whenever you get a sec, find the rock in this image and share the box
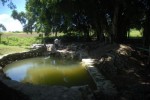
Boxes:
[31,44,44,49]
[51,44,57,53]
[75,50,89,60]
[0,46,47,68]
[0,81,29,100]
[97,55,117,78]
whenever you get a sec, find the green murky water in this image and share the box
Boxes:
[3,57,92,87]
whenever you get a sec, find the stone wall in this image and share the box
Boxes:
[82,59,118,98]
[0,43,89,67]
[0,46,47,68]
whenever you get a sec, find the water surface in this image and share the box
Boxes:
[4,57,92,87]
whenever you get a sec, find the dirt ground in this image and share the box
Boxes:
[87,42,150,100]
[0,42,150,100]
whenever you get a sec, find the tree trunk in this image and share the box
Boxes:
[148,45,150,65]
[0,34,1,43]
[112,4,119,43]
[96,29,100,41]
[143,12,150,48]
[83,28,90,41]
[55,31,57,37]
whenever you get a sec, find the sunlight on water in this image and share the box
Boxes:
[3,57,92,87]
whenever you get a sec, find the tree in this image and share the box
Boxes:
[141,0,150,48]
[19,0,149,44]
[11,10,27,25]
[0,24,7,43]
[25,0,61,36]
[0,0,16,9]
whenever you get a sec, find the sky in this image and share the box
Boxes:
[0,0,26,32]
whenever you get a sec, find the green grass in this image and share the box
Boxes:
[0,32,66,56]
[0,32,42,46]
[0,32,39,56]
[1,32,65,46]
[2,37,40,46]
[0,44,29,56]
[128,29,143,38]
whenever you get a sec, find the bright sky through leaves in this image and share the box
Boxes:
[0,0,26,32]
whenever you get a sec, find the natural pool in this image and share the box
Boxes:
[3,57,93,87]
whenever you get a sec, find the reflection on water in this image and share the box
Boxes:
[3,57,92,87]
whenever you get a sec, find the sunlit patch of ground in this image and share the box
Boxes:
[0,45,28,56]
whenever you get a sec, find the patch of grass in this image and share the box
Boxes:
[49,32,65,37]
[2,32,39,38]
[0,32,42,56]
[128,29,143,38]
[2,37,40,46]
[0,32,42,46]
[0,45,29,55]
[2,37,39,46]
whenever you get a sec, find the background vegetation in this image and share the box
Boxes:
[0,29,142,56]
[0,0,149,55]
[0,32,38,55]
[1,32,39,46]
[9,0,149,48]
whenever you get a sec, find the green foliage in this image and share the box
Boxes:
[129,29,143,38]
[10,0,150,45]
[11,10,27,25]
[1,37,40,46]
[0,24,7,31]
[0,0,16,9]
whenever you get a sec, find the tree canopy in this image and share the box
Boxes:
[0,24,6,32]
[11,0,150,47]
[0,0,16,9]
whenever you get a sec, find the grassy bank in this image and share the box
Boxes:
[0,32,41,46]
[0,32,39,56]
[0,45,29,56]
